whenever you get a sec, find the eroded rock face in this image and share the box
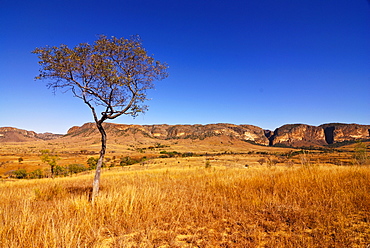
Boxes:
[239,124,270,145]
[320,123,370,144]
[145,123,270,145]
[2,122,369,146]
[65,123,270,145]
[146,124,169,138]
[268,124,327,146]
[268,123,370,146]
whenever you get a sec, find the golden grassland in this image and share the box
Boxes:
[0,139,369,247]
[1,137,366,176]
[0,163,370,247]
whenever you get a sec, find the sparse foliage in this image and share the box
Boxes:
[28,169,44,179]
[68,164,88,175]
[55,165,68,177]
[33,35,168,202]
[40,150,60,178]
[120,156,138,166]
[12,169,27,179]
[87,157,99,170]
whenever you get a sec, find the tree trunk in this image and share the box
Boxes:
[91,122,107,203]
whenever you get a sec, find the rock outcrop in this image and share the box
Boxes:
[268,123,370,146]
[66,123,270,145]
[2,122,369,147]
[320,123,370,144]
[267,124,327,147]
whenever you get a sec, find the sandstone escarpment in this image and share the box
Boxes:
[268,123,370,146]
[267,124,327,146]
[320,123,370,144]
[66,123,270,145]
[2,122,369,147]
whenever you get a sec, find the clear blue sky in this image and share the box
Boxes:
[1,0,369,134]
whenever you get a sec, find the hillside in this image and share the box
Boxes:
[64,122,270,146]
[1,122,369,147]
[0,127,62,142]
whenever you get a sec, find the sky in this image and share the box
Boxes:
[0,0,369,134]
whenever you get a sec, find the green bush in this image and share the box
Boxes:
[182,152,194,157]
[87,157,99,169]
[12,169,28,179]
[159,151,180,158]
[28,169,44,179]
[68,164,88,175]
[120,156,139,166]
[54,165,68,177]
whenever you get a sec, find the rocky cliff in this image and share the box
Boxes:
[320,123,370,144]
[268,123,370,146]
[2,123,369,146]
[66,123,270,145]
[267,124,327,147]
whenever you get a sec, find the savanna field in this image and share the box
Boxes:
[2,0,369,247]
[1,158,370,247]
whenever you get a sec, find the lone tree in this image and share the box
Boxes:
[40,149,60,178]
[33,35,168,202]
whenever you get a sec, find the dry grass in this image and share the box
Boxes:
[0,164,370,247]
[0,136,294,176]
[2,137,366,177]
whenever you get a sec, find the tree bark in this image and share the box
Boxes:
[91,122,107,203]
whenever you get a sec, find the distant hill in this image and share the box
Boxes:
[0,127,62,142]
[1,123,369,147]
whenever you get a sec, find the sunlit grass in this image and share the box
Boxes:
[0,165,369,247]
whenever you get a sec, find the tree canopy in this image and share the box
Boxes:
[33,35,168,124]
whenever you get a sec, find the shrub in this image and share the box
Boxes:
[159,151,180,158]
[55,165,68,177]
[12,169,28,179]
[182,152,194,157]
[87,157,98,170]
[120,156,139,166]
[68,164,88,175]
[28,169,44,179]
